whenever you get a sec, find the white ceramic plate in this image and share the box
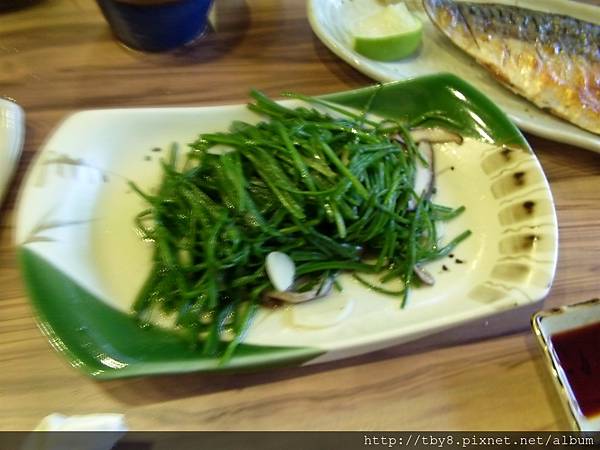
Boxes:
[307,0,600,153]
[0,98,25,202]
[16,77,559,378]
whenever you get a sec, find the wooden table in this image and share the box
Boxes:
[0,0,598,431]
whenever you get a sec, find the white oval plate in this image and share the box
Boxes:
[0,98,25,202]
[308,0,600,153]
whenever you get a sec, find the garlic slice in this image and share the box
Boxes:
[265,251,295,292]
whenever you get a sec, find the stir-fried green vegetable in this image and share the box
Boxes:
[130,90,471,363]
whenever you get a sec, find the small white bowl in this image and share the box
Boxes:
[532,298,600,431]
[0,97,25,202]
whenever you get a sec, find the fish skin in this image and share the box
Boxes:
[423,0,600,135]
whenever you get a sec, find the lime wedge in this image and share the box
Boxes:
[352,3,422,61]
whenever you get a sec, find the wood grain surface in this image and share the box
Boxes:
[0,0,599,431]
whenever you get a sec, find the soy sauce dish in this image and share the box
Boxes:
[532,299,600,431]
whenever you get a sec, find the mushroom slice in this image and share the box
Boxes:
[265,274,336,304]
[409,127,463,144]
[415,140,436,200]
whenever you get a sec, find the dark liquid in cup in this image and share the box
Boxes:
[96,0,213,52]
[0,0,42,11]
[551,322,600,418]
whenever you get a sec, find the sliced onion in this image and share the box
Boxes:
[409,127,463,144]
[413,265,435,286]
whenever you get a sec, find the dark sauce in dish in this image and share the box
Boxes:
[551,322,600,418]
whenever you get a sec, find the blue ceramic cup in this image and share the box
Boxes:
[96,0,214,52]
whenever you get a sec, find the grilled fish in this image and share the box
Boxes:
[423,0,600,135]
